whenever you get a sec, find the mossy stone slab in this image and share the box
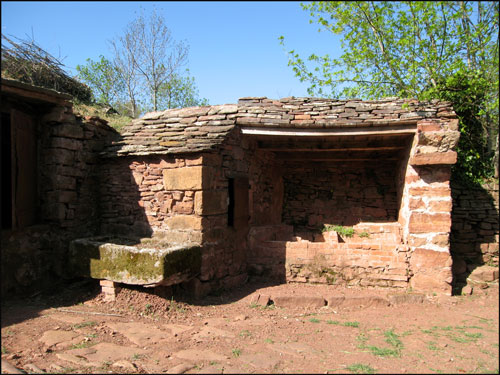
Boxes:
[69,236,201,286]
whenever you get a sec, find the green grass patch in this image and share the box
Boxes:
[327,320,340,325]
[231,348,241,357]
[72,321,97,329]
[365,345,400,357]
[73,102,133,133]
[309,318,321,323]
[426,341,441,351]
[346,363,377,374]
[326,320,359,327]
[357,329,403,358]
[463,332,483,339]
[344,321,360,328]
[384,329,403,350]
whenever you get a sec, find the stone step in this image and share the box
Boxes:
[255,292,425,309]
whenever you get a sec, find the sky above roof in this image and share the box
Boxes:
[1,1,342,106]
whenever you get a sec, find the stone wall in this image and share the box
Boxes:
[191,130,253,296]
[450,180,499,286]
[281,160,399,229]
[99,154,206,244]
[247,223,409,288]
[248,149,283,227]
[1,105,118,297]
[98,128,254,297]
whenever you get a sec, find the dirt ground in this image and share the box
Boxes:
[1,278,499,374]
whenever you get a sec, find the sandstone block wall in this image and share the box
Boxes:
[450,181,499,286]
[98,128,254,296]
[99,155,206,244]
[281,160,399,229]
[1,106,118,297]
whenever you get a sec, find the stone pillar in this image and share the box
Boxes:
[400,116,459,295]
[100,280,121,302]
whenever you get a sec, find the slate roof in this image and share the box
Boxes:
[101,96,456,157]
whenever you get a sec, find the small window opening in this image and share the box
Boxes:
[228,178,235,227]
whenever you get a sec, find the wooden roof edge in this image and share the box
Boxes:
[1,78,73,106]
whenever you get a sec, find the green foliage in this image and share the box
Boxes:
[280,1,499,182]
[423,70,497,184]
[322,224,355,237]
[75,9,208,118]
[158,69,209,109]
[76,55,123,106]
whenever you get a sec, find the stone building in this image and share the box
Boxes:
[79,96,462,297]
[2,82,497,299]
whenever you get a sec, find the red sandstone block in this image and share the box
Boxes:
[410,151,457,165]
[341,296,390,308]
[429,200,452,212]
[291,119,315,125]
[272,295,326,308]
[408,212,451,233]
[368,250,387,256]
[409,186,451,197]
[385,267,408,276]
[377,256,393,262]
[417,122,442,132]
[100,280,116,288]
[294,114,311,120]
[349,249,365,256]
[410,248,452,269]
[410,198,426,210]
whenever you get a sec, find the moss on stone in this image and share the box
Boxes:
[69,237,201,286]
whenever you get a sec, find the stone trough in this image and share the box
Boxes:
[69,236,201,287]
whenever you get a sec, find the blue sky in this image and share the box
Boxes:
[1,1,342,105]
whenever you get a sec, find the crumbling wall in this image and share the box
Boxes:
[1,106,117,297]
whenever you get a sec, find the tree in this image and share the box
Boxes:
[76,9,206,118]
[280,1,499,182]
[112,8,189,112]
[109,31,141,118]
[157,69,209,109]
[76,55,123,106]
